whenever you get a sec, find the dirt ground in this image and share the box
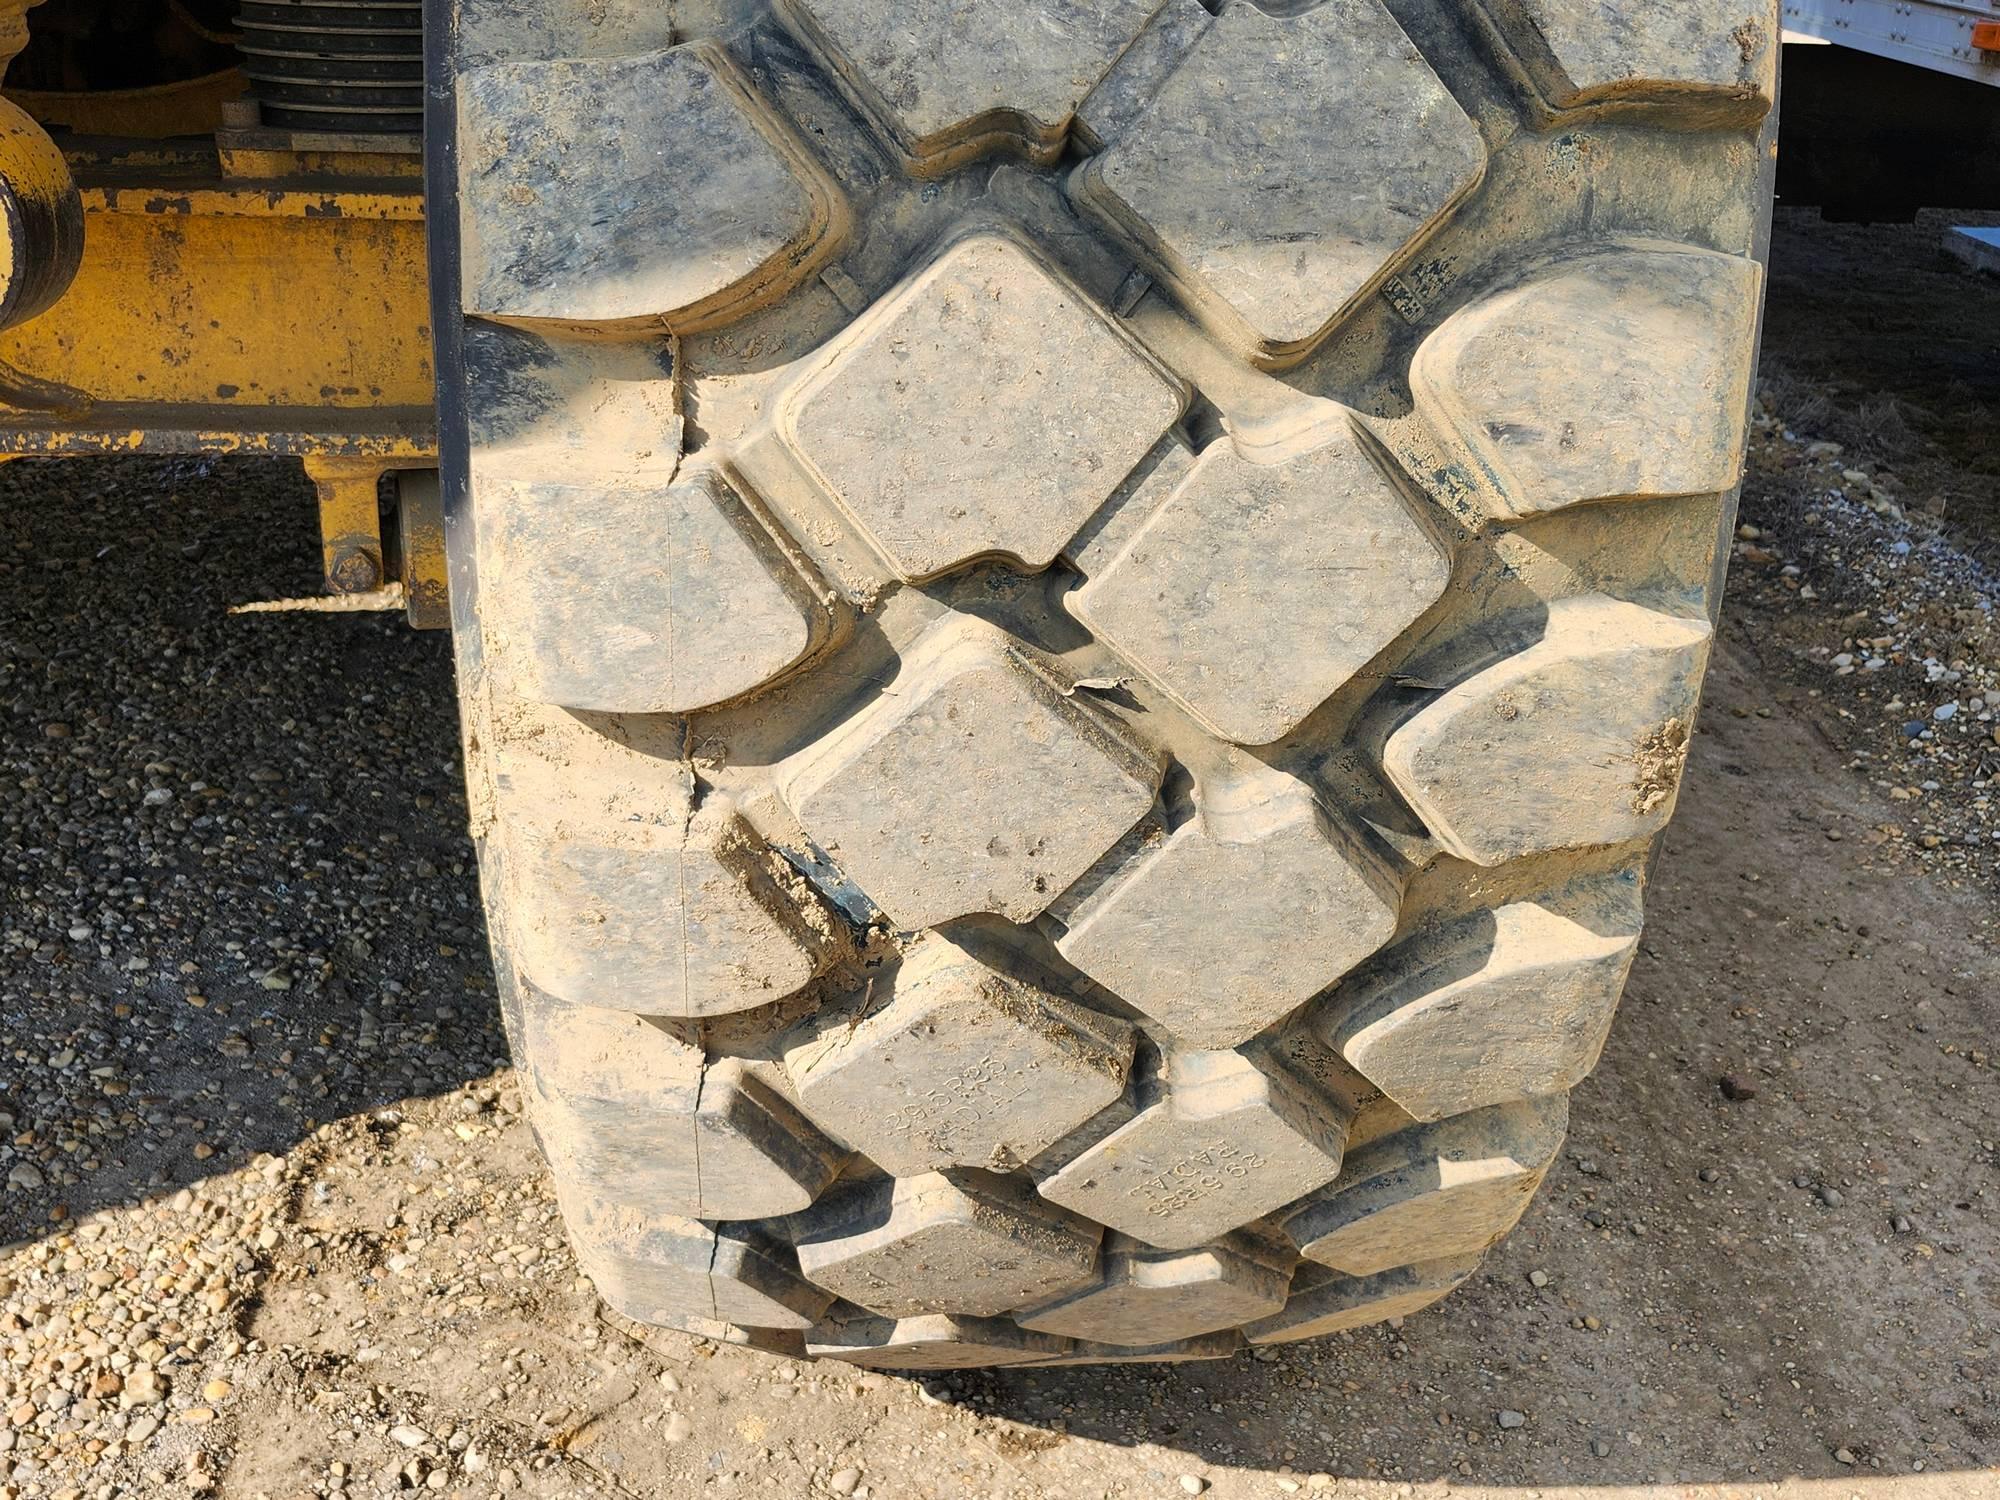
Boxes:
[206,643,2000,1500]
[0,207,1996,1500]
[1760,209,2000,562]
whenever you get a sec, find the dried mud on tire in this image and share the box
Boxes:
[430,0,1777,1366]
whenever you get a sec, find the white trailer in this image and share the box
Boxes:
[1778,0,2000,216]
[1782,0,2000,85]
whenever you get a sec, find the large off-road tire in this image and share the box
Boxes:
[427,0,1776,1368]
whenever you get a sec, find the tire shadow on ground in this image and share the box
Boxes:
[0,454,503,1245]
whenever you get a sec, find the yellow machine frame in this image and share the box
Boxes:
[0,15,443,623]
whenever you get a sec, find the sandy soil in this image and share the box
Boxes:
[228,639,2000,1500]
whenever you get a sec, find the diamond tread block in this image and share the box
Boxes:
[1070,0,1485,366]
[808,1313,1070,1369]
[457,3,675,70]
[568,1203,832,1331]
[1476,0,1776,120]
[1412,243,1763,520]
[1382,595,1714,866]
[779,0,1165,173]
[1283,1095,1567,1277]
[458,43,846,327]
[504,792,835,1019]
[526,999,845,1220]
[479,464,834,714]
[1036,1047,1350,1250]
[796,1170,1101,1320]
[1056,771,1401,1049]
[1319,875,1642,1121]
[1244,1255,1480,1345]
[1018,1237,1289,1346]
[786,936,1135,1175]
[1074,0,1215,152]
[1070,422,1450,745]
[781,232,1185,582]
[779,616,1163,929]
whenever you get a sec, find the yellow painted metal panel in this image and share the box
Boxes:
[0,183,432,410]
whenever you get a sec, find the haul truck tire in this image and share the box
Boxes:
[426,0,1777,1368]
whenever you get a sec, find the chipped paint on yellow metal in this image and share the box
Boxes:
[80,184,424,220]
[0,1,81,330]
[304,453,390,594]
[0,58,439,613]
[0,155,433,416]
[216,147,423,182]
[0,423,428,458]
[0,137,436,607]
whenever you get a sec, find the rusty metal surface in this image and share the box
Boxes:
[393,467,448,629]
[303,452,388,594]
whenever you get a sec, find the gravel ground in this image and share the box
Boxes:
[1757,207,2000,563]
[1727,415,2000,886]
[0,209,1996,1500]
[1735,207,2000,892]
